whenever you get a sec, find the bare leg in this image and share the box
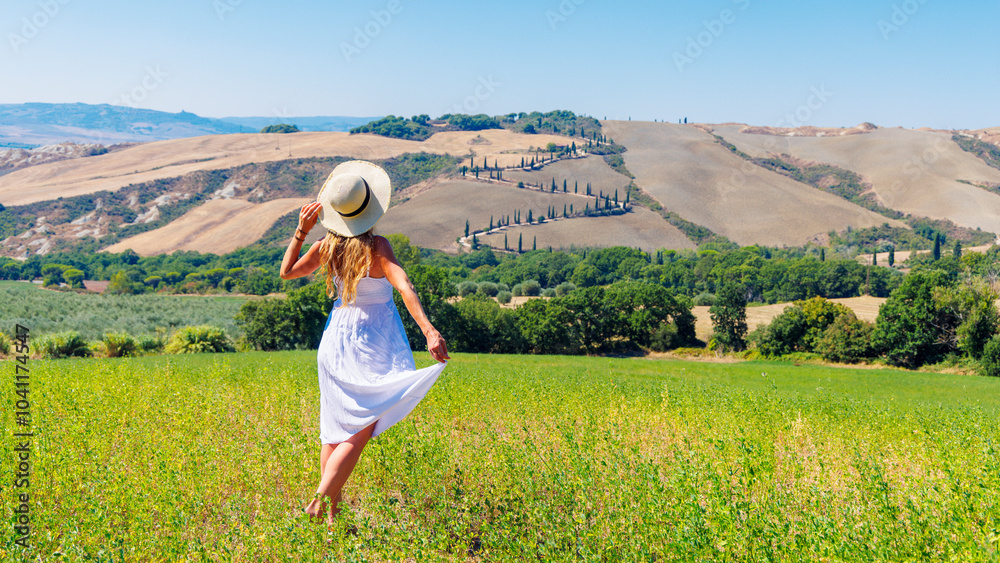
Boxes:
[304,422,376,524]
[319,444,343,507]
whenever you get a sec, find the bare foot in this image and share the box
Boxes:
[303,495,327,523]
[325,491,344,525]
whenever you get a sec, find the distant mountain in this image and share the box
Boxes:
[0,103,245,146]
[218,115,380,133]
[0,103,379,147]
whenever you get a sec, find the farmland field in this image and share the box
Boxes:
[0,281,250,340]
[2,351,998,561]
[478,207,695,253]
[601,121,902,246]
[104,197,313,256]
[0,129,568,207]
[503,155,632,195]
[713,124,1000,235]
[378,180,590,251]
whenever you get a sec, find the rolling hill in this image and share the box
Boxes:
[600,121,905,246]
[3,113,1000,259]
[0,129,569,207]
[712,124,1000,235]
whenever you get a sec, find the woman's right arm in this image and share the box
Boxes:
[280,202,325,280]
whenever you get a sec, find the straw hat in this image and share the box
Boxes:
[317,160,391,236]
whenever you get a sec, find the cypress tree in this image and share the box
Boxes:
[489,216,493,231]
[953,240,962,258]
[504,233,508,250]
[465,220,469,237]
[521,157,525,168]
[533,236,536,251]
[574,180,578,193]
[586,182,591,196]
[563,179,567,192]
[820,248,825,261]
[614,189,618,205]
[551,178,557,192]
[888,246,895,267]
[518,233,523,253]
[570,204,574,214]
[872,253,877,266]
[528,209,533,223]
[563,204,567,217]
[932,233,941,260]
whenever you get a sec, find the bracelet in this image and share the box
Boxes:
[294,235,305,242]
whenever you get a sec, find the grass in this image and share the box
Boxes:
[0,280,249,340]
[2,352,999,561]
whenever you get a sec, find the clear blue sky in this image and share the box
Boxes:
[2,0,997,129]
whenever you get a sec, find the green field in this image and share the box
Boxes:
[2,352,999,561]
[0,281,250,340]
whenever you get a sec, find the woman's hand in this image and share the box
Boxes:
[298,202,322,237]
[425,328,450,363]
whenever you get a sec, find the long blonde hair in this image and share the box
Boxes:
[319,228,376,306]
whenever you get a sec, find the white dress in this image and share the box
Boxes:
[316,274,447,444]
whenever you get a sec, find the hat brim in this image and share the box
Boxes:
[317,160,392,236]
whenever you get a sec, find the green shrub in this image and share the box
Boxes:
[102,332,138,358]
[522,280,541,296]
[753,297,854,357]
[136,334,165,354]
[692,292,715,307]
[0,331,10,355]
[816,315,876,364]
[541,288,557,298]
[649,322,680,352]
[496,290,512,305]
[457,281,478,297]
[165,326,235,354]
[511,284,524,297]
[555,282,576,297]
[34,331,91,358]
[477,282,500,297]
[980,335,1000,377]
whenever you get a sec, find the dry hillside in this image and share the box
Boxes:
[504,155,632,195]
[713,124,1000,235]
[0,129,569,207]
[377,180,604,252]
[477,206,694,253]
[103,197,312,255]
[602,121,901,246]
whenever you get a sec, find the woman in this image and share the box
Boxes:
[279,160,449,525]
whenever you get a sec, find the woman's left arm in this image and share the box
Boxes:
[376,237,450,363]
